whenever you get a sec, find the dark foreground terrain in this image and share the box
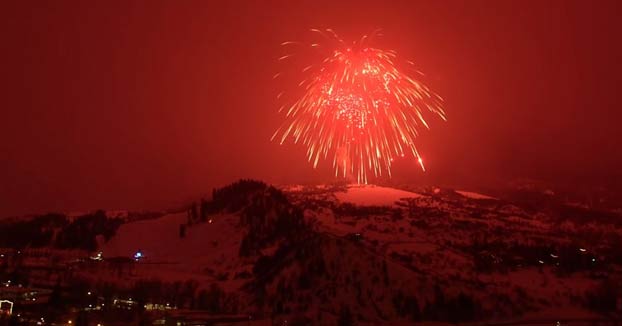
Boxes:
[1,180,621,325]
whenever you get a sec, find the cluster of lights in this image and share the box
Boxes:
[90,251,103,261]
[322,87,369,130]
[133,251,143,261]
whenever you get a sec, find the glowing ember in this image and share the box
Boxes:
[273,29,446,183]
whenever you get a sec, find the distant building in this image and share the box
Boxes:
[113,298,137,310]
[0,287,51,305]
[0,300,13,315]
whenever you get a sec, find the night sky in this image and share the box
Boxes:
[1,1,621,217]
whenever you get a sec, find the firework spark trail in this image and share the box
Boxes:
[273,29,446,183]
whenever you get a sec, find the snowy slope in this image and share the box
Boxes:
[455,190,497,200]
[335,184,424,206]
[99,212,250,289]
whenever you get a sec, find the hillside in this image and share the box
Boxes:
[1,180,621,325]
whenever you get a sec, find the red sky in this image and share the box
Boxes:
[1,1,621,217]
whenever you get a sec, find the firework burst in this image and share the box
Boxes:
[273,29,446,183]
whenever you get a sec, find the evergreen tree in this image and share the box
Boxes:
[337,305,355,326]
[179,224,186,238]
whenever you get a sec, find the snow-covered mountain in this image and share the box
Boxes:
[2,180,621,325]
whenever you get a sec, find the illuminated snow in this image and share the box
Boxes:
[455,190,497,200]
[335,184,424,206]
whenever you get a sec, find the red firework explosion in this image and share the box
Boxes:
[273,29,446,183]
